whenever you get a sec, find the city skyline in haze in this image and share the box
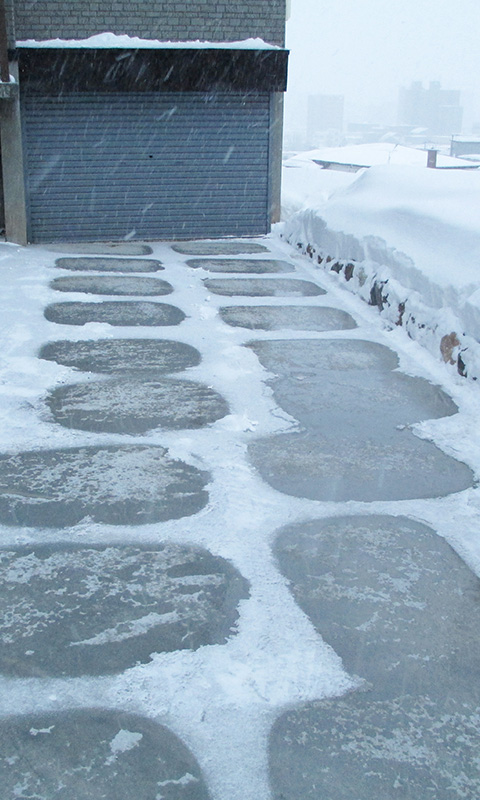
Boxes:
[284,0,480,139]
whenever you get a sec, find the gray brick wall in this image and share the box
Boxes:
[5,0,16,47]
[11,1,286,47]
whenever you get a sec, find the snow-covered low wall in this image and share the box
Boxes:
[280,162,480,381]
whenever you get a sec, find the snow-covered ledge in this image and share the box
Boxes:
[16,33,280,49]
[280,164,480,382]
[0,73,18,99]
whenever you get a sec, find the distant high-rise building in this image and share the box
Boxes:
[397,81,463,135]
[307,94,344,142]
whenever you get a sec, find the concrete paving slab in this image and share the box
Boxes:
[50,275,173,296]
[219,306,357,331]
[0,543,249,677]
[247,338,400,373]
[204,278,326,297]
[55,257,163,272]
[273,515,480,699]
[47,378,229,434]
[0,710,211,799]
[269,515,480,797]
[270,694,480,800]
[0,445,210,527]
[39,339,201,375]
[187,259,294,274]
[172,241,268,255]
[271,369,456,434]
[44,301,185,327]
[248,431,474,501]
[48,243,154,255]
[247,339,460,488]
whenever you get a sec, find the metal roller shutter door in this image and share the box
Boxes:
[22,92,271,243]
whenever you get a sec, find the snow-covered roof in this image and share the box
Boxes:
[451,136,480,143]
[16,33,280,50]
[285,143,472,170]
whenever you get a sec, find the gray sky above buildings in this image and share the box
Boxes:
[285,0,480,129]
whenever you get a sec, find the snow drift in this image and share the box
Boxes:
[281,148,480,380]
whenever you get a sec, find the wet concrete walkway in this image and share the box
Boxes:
[0,238,478,799]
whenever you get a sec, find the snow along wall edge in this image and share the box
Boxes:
[280,210,480,382]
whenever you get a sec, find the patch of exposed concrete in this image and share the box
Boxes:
[48,242,153,255]
[273,516,480,698]
[272,368,456,434]
[219,306,357,331]
[39,339,201,375]
[203,278,326,297]
[187,259,294,274]
[55,257,163,273]
[247,338,472,500]
[0,445,210,527]
[247,339,400,374]
[47,378,229,434]
[270,515,480,799]
[44,302,185,327]
[270,694,480,800]
[172,241,268,255]
[0,543,249,677]
[50,275,173,296]
[0,710,211,799]
[250,341,457,431]
[248,431,473,501]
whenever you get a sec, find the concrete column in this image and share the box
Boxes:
[1,61,27,245]
[269,92,284,225]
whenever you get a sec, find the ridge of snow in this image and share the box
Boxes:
[281,147,480,380]
[16,33,280,50]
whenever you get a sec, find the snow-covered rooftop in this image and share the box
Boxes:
[285,142,473,170]
[452,136,480,143]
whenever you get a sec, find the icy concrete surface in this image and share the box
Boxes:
[271,693,480,799]
[249,340,458,431]
[273,515,480,698]
[0,710,211,799]
[187,258,294,274]
[0,543,248,677]
[203,277,325,296]
[248,338,472,501]
[249,430,473,501]
[47,377,229,433]
[0,446,210,526]
[55,257,164,272]
[50,275,173,295]
[44,301,186,326]
[172,241,269,255]
[39,338,201,374]
[219,305,356,331]
[47,243,154,255]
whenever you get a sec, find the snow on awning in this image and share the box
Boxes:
[16,33,280,50]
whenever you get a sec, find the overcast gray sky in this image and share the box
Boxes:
[285,0,480,130]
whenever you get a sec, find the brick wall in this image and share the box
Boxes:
[5,0,15,47]
[11,1,286,47]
